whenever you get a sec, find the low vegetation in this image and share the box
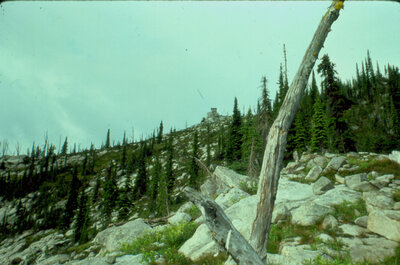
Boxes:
[332,199,367,224]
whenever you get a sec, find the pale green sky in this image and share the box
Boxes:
[0,1,399,153]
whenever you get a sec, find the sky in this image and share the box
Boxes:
[0,1,399,155]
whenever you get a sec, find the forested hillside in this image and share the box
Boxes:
[0,51,399,264]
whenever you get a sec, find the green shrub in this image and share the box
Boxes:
[332,199,367,223]
[344,158,400,179]
[120,221,197,264]
[184,205,201,219]
[239,180,257,195]
[267,221,320,254]
[394,190,400,202]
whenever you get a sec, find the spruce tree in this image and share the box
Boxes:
[134,144,148,199]
[310,97,328,153]
[226,97,242,163]
[293,111,308,155]
[241,109,261,176]
[121,132,128,170]
[156,172,169,217]
[118,176,132,220]
[317,54,353,152]
[60,166,80,230]
[61,137,68,155]
[103,163,118,222]
[157,121,163,144]
[258,76,272,154]
[165,130,175,194]
[310,71,319,106]
[149,154,161,213]
[105,129,111,149]
[74,189,90,243]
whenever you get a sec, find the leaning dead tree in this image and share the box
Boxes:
[250,0,345,260]
[185,0,345,263]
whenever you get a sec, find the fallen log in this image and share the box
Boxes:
[184,187,264,265]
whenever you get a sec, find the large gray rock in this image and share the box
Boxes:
[389,150,400,165]
[368,209,400,242]
[363,191,394,210]
[349,237,398,264]
[177,201,195,213]
[324,156,346,172]
[214,166,250,189]
[354,216,368,228]
[64,257,109,265]
[200,179,218,199]
[41,254,70,265]
[215,187,249,210]
[115,254,146,265]
[313,184,361,207]
[312,177,334,195]
[371,174,395,188]
[276,178,314,202]
[307,156,328,169]
[305,166,323,182]
[339,224,366,237]
[280,245,324,264]
[291,202,334,226]
[178,224,221,261]
[345,173,372,191]
[168,212,191,225]
[93,218,151,253]
[272,204,290,223]
[321,215,338,230]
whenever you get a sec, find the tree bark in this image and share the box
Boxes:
[250,1,344,260]
[184,187,264,265]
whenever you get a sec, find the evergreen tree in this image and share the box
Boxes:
[226,98,242,163]
[293,111,308,155]
[89,143,96,175]
[156,171,169,217]
[74,189,90,243]
[165,130,175,194]
[157,121,164,144]
[189,131,200,188]
[61,137,68,155]
[103,163,118,221]
[310,71,319,106]
[258,76,272,155]
[134,144,148,199]
[149,153,161,213]
[389,96,400,136]
[118,175,132,221]
[81,153,88,176]
[105,129,111,149]
[310,97,328,153]
[317,54,354,152]
[15,200,27,233]
[121,132,128,170]
[241,109,261,176]
[278,64,288,106]
[215,126,226,161]
[272,91,280,119]
[60,166,80,230]
[92,176,100,203]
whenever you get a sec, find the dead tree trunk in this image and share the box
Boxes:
[184,187,264,265]
[250,1,345,260]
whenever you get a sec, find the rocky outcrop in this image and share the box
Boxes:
[1,151,400,265]
[368,209,400,242]
[93,218,151,254]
